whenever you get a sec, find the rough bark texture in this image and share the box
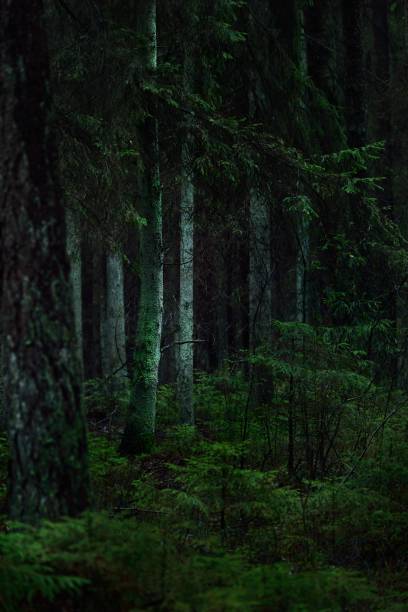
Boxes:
[177,47,195,426]
[0,0,89,522]
[120,0,163,454]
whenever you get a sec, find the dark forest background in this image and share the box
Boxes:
[0,0,408,610]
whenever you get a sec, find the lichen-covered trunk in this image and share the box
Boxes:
[120,0,163,454]
[66,207,84,371]
[104,251,127,384]
[0,0,89,522]
[177,49,195,425]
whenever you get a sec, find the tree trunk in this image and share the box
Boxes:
[249,188,272,350]
[342,0,366,148]
[294,214,310,323]
[294,5,310,324]
[120,0,163,454]
[66,207,84,372]
[0,0,89,522]
[105,250,127,384]
[177,47,195,425]
[391,1,408,388]
[247,3,273,350]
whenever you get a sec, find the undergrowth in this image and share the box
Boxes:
[0,323,407,610]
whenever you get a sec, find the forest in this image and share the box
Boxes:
[0,0,407,610]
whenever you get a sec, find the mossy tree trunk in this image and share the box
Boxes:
[0,0,89,522]
[120,0,163,454]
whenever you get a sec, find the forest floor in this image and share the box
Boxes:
[0,365,408,610]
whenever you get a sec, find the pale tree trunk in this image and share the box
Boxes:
[0,0,89,522]
[105,250,127,384]
[177,47,195,425]
[66,207,84,370]
[120,0,163,454]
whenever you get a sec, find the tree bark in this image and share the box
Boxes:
[0,0,89,522]
[120,0,163,454]
[105,250,127,384]
[294,5,310,324]
[177,46,195,425]
[66,207,84,372]
[342,0,366,148]
[247,1,274,350]
[391,1,408,388]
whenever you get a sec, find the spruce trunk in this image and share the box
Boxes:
[120,0,163,454]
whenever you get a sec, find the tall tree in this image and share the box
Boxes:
[177,39,195,425]
[293,3,310,324]
[120,0,163,454]
[0,0,89,522]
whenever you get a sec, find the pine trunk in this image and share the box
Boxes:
[0,0,89,522]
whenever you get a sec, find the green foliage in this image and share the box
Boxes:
[0,513,380,612]
[0,525,88,611]
[88,434,131,509]
[2,349,407,610]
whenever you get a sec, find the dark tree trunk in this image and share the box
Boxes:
[0,0,89,522]
[342,0,366,148]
